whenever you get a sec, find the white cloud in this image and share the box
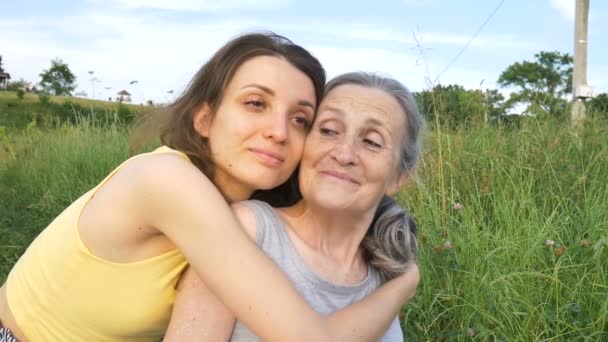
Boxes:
[108,0,290,11]
[0,13,534,104]
[4,4,603,105]
[0,13,270,103]
[285,23,534,50]
[550,0,575,21]
[417,31,533,49]
[309,44,435,92]
[309,43,506,96]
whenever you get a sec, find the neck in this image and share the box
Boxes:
[279,200,376,281]
[213,175,253,204]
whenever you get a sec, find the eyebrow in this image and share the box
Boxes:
[241,83,275,95]
[241,84,315,111]
[323,106,394,137]
[322,105,346,115]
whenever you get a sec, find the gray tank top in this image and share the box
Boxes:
[230,200,403,342]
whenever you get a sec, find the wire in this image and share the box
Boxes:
[434,0,506,83]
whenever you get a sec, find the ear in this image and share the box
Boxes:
[386,170,411,196]
[193,104,212,138]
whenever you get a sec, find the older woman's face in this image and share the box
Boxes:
[298,84,407,213]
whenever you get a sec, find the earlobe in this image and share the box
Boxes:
[193,104,212,138]
[386,171,411,196]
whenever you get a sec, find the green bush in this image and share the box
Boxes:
[38,93,50,107]
[117,103,134,123]
[588,93,608,119]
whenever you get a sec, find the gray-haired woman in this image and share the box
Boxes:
[165,72,424,341]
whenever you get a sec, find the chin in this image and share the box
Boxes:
[311,195,354,211]
[246,174,287,191]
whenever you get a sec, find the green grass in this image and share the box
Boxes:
[1,110,607,340]
[0,90,142,109]
[0,90,144,132]
[400,117,608,340]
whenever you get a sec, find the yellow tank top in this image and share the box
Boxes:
[6,146,189,342]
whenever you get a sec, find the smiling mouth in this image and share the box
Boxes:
[320,170,359,184]
[249,148,285,167]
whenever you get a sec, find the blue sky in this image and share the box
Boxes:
[1,0,606,104]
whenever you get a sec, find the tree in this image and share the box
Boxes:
[588,93,608,119]
[39,58,77,96]
[0,55,5,73]
[415,84,505,128]
[498,51,573,116]
[7,79,26,92]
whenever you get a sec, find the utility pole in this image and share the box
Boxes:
[571,0,591,126]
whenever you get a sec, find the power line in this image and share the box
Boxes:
[434,0,506,83]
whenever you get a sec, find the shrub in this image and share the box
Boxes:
[39,93,50,107]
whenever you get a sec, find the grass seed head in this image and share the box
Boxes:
[434,244,442,254]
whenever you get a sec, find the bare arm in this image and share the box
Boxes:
[165,200,419,341]
[163,267,235,342]
[165,264,419,342]
[164,202,259,341]
[131,154,418,341]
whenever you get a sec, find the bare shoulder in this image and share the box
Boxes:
[115,151,228,231]
[124,151,202,183]
[120,152,216,197]
[230,202,257,241]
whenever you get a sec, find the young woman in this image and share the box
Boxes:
[165,72,423,341]
[0,33,419,342]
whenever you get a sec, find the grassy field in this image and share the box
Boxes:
[1,96,607,340]
[0,91,144,133]
[0,90,143,109]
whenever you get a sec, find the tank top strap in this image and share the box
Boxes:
[237,200,284,246]
[74,145,191,258]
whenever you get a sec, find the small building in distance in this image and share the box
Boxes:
[117,90,131,103]
[0,72,11,90]
[74,90,88,98]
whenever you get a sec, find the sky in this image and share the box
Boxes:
[1,0,607,104]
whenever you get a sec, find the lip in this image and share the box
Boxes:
[249,148,285,167]
[320,170,359,184]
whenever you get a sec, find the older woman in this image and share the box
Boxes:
[165,72,423,341]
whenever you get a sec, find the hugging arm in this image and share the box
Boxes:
[135,155,419,341]
[164,202,420,341]
[163,267,235,341]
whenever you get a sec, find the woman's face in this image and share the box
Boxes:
[195,55,316,201]
[298,84,407,213]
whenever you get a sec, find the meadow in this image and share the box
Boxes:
[1,92,607,341]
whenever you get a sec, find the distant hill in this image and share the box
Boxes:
[0,91,147,130]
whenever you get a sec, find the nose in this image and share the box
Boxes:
[263,109,288,143]
[330,138,358,166]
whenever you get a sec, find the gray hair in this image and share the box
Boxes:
[325,72,424,281]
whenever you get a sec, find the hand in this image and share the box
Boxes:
[396,262,420,303]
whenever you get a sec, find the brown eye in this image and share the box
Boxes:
[320,127,337,136]
[363,138,383,148]
[245,100,265,110]
[292,115,310,130]
[363,131,385,149]
[318,120,341,136]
